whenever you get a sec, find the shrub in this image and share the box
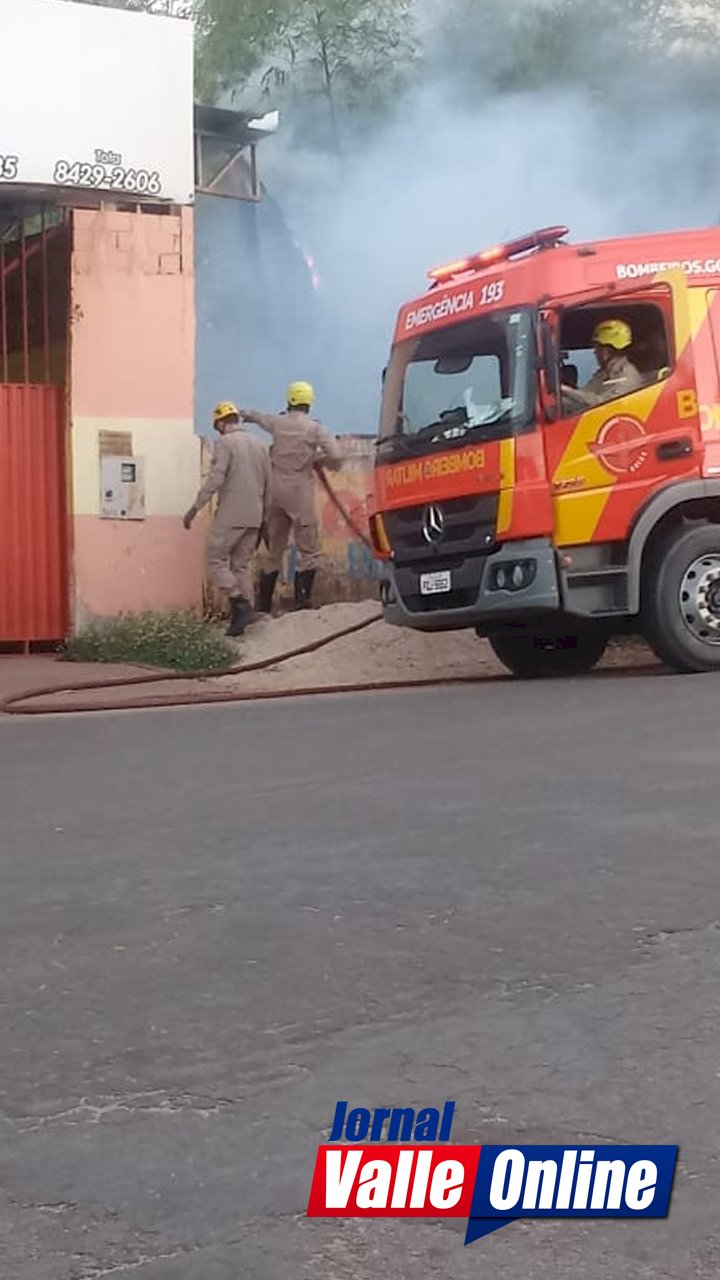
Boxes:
[62,611,236,672]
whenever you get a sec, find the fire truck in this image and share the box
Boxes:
[369,225,720,676]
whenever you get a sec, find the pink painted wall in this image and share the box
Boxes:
[70,207,201,625]
[72,208,193,419]
[73,516,204,617]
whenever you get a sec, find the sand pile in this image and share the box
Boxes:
[220,602,657,694]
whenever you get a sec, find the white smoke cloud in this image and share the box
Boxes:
[253,18,720,434]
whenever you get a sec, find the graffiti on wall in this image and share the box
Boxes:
[315,465,377,581]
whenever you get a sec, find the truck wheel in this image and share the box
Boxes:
[642,524,720,672]
[487,630,608,679]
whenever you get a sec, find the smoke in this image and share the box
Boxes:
[214,0,720,434]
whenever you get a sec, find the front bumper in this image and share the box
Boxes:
[379,537,561,633]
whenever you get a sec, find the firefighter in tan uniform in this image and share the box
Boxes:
[183,401,271,636]
[561,319,643,413]
[242,382,342,611]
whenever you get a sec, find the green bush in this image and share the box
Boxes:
[62,611,236,672]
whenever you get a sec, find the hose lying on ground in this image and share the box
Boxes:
[1,473,486,715]
[0,471,659,716]
[0,612,497,716]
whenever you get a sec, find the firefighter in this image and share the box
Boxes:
[183,401,271,637]
[561,319,643,411]
[242,382,342,612]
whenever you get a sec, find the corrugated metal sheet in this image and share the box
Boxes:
[0,384,68,642]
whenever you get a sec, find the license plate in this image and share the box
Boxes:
[420,570,452,596]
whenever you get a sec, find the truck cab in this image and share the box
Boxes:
[370,226,720,675]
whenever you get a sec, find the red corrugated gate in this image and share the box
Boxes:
[0,210,70,645]
[0,385,68,643]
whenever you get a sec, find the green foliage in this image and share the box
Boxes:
[434,0,720,99]
[262,0,415,103]
[195,0,416,123]
[194,0,289,103]
[63,611,236,672]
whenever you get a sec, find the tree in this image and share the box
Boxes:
[261,0,415,143]
[193,0,291,103]
[195,0,416,146]
[432,0,720,98]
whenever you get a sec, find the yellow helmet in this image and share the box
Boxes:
[287,380,315,408]
[213,400,239,422]
[592,319,632,351]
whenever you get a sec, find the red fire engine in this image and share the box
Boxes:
[370,225,720,675]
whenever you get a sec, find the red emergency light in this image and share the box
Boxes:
[427,226,569,285]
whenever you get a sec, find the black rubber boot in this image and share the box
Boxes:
[256,570,279,614]
[226,595,253,637]
[293,569,316,610]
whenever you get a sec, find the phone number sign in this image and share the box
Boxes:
[0,150,165,198]
[54,151,163,197]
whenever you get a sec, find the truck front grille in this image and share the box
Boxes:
[383,493,499,566]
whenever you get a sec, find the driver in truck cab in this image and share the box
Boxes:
[561,318,643,412]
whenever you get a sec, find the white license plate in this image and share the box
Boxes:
[420,570,452,596]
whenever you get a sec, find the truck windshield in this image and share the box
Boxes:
[379,308,534,446]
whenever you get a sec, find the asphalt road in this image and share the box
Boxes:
[1,672,719,1278]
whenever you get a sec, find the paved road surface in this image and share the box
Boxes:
[0,672,719,1278]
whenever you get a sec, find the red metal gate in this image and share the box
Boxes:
[0,209,69,645]
[0,384,68,643]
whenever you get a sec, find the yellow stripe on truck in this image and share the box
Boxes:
[554,489,610,546]
[497,438,516,535]
[552,384,664,544]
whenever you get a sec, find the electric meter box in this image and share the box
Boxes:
[100,455,146,520]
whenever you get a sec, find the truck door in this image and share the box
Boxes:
[541,273,702,549]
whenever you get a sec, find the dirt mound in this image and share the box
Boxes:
[223,603,657,693]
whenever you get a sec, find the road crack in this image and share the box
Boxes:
[15,1091,239,1132]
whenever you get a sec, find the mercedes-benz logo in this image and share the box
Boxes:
[422,504,445,544]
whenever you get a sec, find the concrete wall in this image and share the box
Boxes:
[69,207,203,626]
[311,436,378,600]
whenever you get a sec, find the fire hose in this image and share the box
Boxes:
[315,466,375,551]
[0,470,492,717]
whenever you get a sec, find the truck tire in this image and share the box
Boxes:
[487,629,608,679]
[642,523,720,672]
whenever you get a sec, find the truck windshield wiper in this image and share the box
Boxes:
[413,410,468,441]
[377,408,517,459]
[465,408,516,435]
[413,407,515,442]
[375,434,421,459]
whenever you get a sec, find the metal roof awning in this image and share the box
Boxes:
[194,105,279,148]
[194,104,279,201]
